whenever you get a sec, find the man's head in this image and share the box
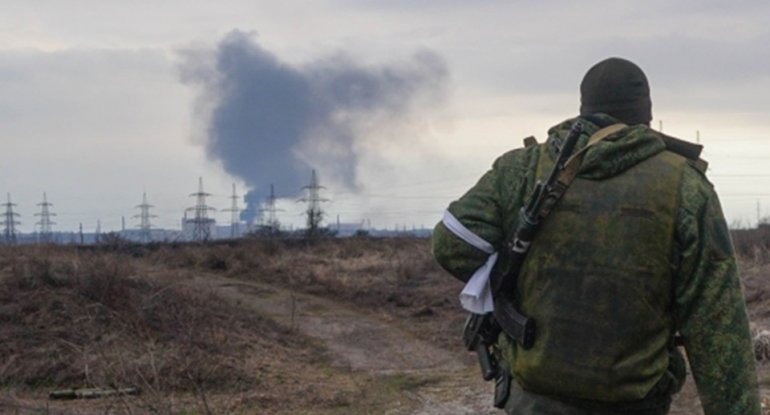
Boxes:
[580,57,652,126]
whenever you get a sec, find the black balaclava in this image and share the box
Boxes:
[580,57,652,126]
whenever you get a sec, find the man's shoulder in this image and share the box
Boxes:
[677,156,719,219]
[493,140,542,171]
[625,126,710,182]
[627,125,705,164]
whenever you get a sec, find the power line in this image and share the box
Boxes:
[134,192,157,243]
[260,184,283,235]
[222,183,242,238]
[711,174,770,178]
[298,170,329,237]
[185,177,216,241]
[1,193,20,245]
[701,137,770,143]
[703,154,770,160]
[333,193,455,201]
[34,192,56,243]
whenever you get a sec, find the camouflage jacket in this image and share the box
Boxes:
[432,114,761,414]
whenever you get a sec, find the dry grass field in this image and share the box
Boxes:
[0,233,769,414]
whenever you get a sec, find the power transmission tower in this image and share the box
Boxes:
[260,184,284,235]
[134,192,157,242]
[35,192,56,243]
[222,183,241,238]
[1,193,20,244]
[186,177,216,241]
[298,170,329,237]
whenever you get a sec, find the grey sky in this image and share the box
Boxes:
[1,1,768,232]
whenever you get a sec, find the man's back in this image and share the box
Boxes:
[431,58,761,414]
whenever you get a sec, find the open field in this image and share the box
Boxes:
[1,235,769,414]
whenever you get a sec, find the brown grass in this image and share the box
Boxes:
[142,237,467,350]
[2,232,769,414]
[0,244,335,414]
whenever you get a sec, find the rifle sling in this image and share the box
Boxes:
[536,123,626,219]
[494,123,626,301]
[490,123,626,346]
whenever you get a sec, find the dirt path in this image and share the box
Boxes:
[189,275,720,414]
[189,275,498,414]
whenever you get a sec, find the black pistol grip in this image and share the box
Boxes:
[475,342,497,381]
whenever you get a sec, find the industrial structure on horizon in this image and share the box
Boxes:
[0,171,431,246]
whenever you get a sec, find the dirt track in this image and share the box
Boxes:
[193,275,498,414]
[192,275,722,414]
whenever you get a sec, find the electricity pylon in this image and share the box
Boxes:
[298,170,329,237]
[222,183,241,238]
[260,184,283,235]
[35,192,56,243]
[134,192,157,242]
[1,193,20,244]
[186,177,216,241]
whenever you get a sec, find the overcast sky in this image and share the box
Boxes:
[1,0,769,233]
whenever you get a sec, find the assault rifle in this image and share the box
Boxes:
[492,121,583,348]
[463,122,584,406]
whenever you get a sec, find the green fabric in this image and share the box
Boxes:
[432,114,761,414]
[673,165,760,414]
[504,381,671,415]
[511,143,684,402]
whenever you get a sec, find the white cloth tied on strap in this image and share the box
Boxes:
[442,210,497,314]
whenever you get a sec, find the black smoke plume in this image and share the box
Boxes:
[179,30,448,223]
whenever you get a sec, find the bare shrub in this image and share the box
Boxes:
[0,245,310,400]
[133,236,463,351]
[732,227,770,263]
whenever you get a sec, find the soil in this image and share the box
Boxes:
[190,273,763,414]
[194,275,497,414]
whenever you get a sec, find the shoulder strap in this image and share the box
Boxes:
[588,123,627,145]
[536,123,626,219]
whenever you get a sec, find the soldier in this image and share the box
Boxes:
[432,57,761,414]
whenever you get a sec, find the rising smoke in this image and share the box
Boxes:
[179,30,448,223]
